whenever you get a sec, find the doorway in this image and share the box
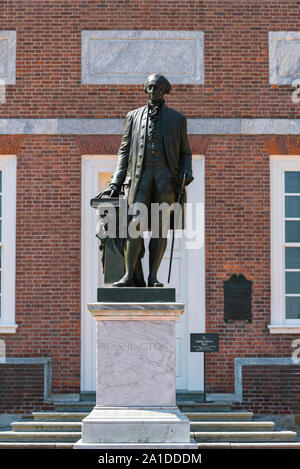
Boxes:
[81,155,205,391]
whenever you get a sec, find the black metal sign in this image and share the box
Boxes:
[224,274,252,322]
[190,333,219,353]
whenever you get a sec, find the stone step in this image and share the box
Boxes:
[80,392,95,402]
[175,391,205,403]
[193,431,297,442]
[14,420,272,435]
[178,403,232,412]
[33,412,88,422]
[12,422,82,432]
[186,411,253,421]
[190,421,274,432]
[0,411,297,447]
[32,410,249,423]
[79,392,206,404]
[0,441,300,449]
[54,402,94,412]
[0,431,81,443]
[196,442,300,449]
[0,428,297,446]
[0,442,74,449]
[226,442,300,449]
[54,401,232,413]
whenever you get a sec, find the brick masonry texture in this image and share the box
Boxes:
[0,364,53,414]
[233,366,300,414]
[75,135,210,156]
[204,135,300,408]
[0,1,300,118]
[0,136,82,404]
[0,134,300,413]
[0,1,300,413]
[0,136,24,155]
[264,135,300,155]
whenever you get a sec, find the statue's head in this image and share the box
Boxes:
[144,74,171,103]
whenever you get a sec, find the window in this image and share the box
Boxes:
[270,156,300,333]
[0,170,2,315]
[0,156,17,333]
[285,172,300,320]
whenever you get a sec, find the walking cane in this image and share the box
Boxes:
[168,174,186,283]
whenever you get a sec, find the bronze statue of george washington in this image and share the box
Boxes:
[99,73,193,287]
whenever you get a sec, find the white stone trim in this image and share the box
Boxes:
[0,156,17,333]
[81,157,112,392]
[206,394,236,402]
[0,324,18,334]
[0,118,300,135]
[58,118,121,135]
[188,118,241,134]
[87,302,184,321]
[82,30,204,85]
[51,393,80,403]
[270,156,300,330]
[269,31,300,85]
[268,324,300,334]
[242,119,300,134]
[0,31,16,85]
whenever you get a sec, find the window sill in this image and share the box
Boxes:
[268,324,300,334]
[0,324,18,334]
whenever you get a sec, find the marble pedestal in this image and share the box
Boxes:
[74,302,197,449]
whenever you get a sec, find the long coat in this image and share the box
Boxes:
[111,103,193,207]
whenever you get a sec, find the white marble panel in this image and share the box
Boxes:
[96,320,176,407]
[269,31,300,85]
[0,31,16,85]
[80,407,191,444]
[82,30,204,84]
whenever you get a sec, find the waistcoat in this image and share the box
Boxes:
[143,112,168,170]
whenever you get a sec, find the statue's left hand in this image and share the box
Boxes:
[181,171,194,186]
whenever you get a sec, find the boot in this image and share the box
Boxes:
[147,237,166,287]
[133,258,146,287]
[113,237,143,287]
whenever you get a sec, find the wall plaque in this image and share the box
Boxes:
[190,333,219,353]
[224,274,252,322]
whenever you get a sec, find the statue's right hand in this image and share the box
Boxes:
[107,183,121,197]
[94,184,120,200]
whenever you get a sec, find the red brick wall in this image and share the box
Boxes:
[0,1,300,412]
[0,364,53,414]
[0,133,298,410]
[0,136,82,398]
[0,1,300,118]
[233,366,300,414]
[202,135,300,400]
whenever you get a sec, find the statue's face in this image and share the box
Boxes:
[145,80,165,104]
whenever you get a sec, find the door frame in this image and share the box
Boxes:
[81,154,205,392]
